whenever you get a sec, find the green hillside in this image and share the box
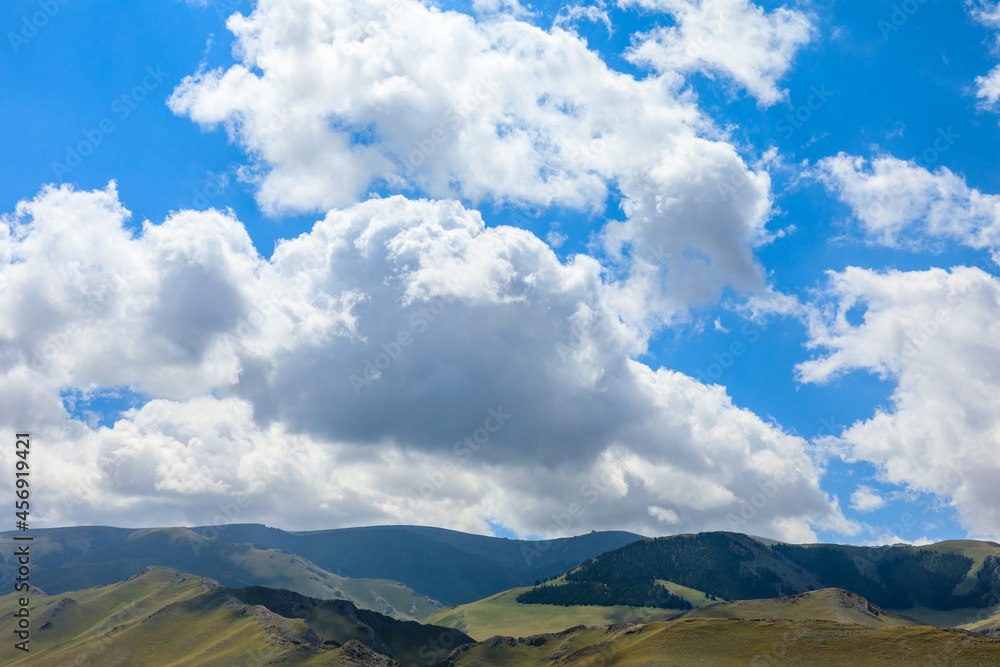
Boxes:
[681,588,922,627]
[1,524,645,607]
[518,532,818,606]
[426,585,680,640]
[0,527,442,621]
[514,532,1000,615]
[443,618,1000,666]
[0,566,472,666]
[194,523,646,604]
[427,584,918,641]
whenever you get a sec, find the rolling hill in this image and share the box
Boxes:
[680,588,922,627]
[513,531,1000,618]
[441,618,1000,666]
[1,523,645,607]
[426,584,919,641]
[426,584,681,640]
[7,566,997,666]
[0,566,473,666]
[189,523,645,604]
[0,527,442,621]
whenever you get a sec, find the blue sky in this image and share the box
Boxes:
[2,0,1000,545]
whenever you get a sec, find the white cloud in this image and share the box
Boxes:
[0,182,259,398]
[553,2,613,34]
[0,184,844,541]
[849,485,886,513]
[969,2,1000,109]
[168,0,779,332]
[799,266,1000,538]
[620,0,814,106]
[977,65,1000,109]
[814,153,1000,261]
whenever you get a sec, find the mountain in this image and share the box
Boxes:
[0,527,442,621]
[429,584,920,642]
[191,523,645,604]
[6,566,996,666]
[681,588,923,627]
[440,618,1000,666]
[1,524,644,606]
[513,532,1000,615]
[0,566,473,666]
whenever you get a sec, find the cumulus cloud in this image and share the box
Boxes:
[0,182,259,398]
[620,0,814,106]
[167,0,778,330]
[799,266,1000,538]
[814,153,1000,261]
[977,66,1000,109]
[849,485,886,513]
[0,184,844,541]
[969,2,1000,109]
[553,2,613,34]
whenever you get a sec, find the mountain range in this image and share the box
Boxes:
[2,525,1000,664]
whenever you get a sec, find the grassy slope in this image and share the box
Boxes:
[426,586,681,641]
[0,566,471,666]
[681,588,922,627]
[0,567,302,666]
[958,606,1000,637]
[281,525,646,606]
[654,580,715,607]
[1,524,646,608]
[447,619,1000,666]
[1,527,441,621]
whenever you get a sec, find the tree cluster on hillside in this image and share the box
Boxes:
[516,580,692,609]
[773,544,976,610]
[562,533,793,601]
[517,532,996,613]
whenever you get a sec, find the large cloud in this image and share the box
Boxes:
[167,0,778,330]
[0,184,844,541]
[620,0,813,107]
[798,266,1000,538]
[813,153,1000,261]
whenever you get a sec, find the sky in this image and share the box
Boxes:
[1,0,999,546]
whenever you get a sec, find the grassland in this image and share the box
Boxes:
[681,588,922,627]
[0,526,442,621]
[426,585,682,640]
[446,618,1000,666]
[0,566,471,666]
